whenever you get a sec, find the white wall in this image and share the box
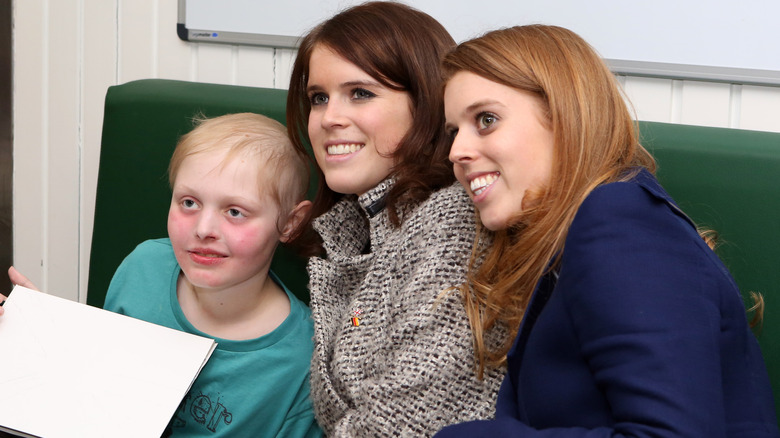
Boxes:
[11,0,780,302]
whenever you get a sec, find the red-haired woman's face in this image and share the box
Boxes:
[306,45,413,196]
[445,71,554,231]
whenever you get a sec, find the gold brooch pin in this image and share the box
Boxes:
[351,308,363,327]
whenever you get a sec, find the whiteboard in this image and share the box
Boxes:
[177,0,780,86]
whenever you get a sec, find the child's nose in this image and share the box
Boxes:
[195,211,219,240]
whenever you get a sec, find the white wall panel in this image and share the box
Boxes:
[194,42,234,85]
[622,76,674,123]
[157,0,192,81]
[740,86,780,133]
[12,0,46,291]
[80,0,118,301]
[236,45,275,87]
[118,0,157,82]
[274,48,297,90]
[44,0,81,299]
[679,81,732,128]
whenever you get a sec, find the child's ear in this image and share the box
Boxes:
[280,200,313,243]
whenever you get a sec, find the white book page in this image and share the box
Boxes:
[0,286,216,438]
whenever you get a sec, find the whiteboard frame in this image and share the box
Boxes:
[176,0,780,87]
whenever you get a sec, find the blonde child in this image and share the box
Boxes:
[8,113,320,437]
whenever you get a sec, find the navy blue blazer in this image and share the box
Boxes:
[437,170,778,437]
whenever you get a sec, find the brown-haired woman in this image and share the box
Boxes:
[286,2,503,436]
[435,25,778,437]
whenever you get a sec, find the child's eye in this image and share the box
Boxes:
[181,199,198,209]
[309,92,328,106]
[352,88,376,100]
[477,112,498,130]
[227,208,245,219]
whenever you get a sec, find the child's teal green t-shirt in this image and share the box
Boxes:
[104,238,321,437]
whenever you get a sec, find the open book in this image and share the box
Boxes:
[0,286,217,438]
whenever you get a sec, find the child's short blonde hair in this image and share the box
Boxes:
[168,113,309,225]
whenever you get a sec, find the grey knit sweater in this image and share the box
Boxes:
[308,179,504,437]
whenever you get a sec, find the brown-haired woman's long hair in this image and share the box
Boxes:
[442,25,657,377]
[286,1,456,256]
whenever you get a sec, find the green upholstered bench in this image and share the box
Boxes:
[640,122,780,420]
[89,79,780,419]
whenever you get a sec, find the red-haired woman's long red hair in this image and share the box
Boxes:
[442,25,656,377]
